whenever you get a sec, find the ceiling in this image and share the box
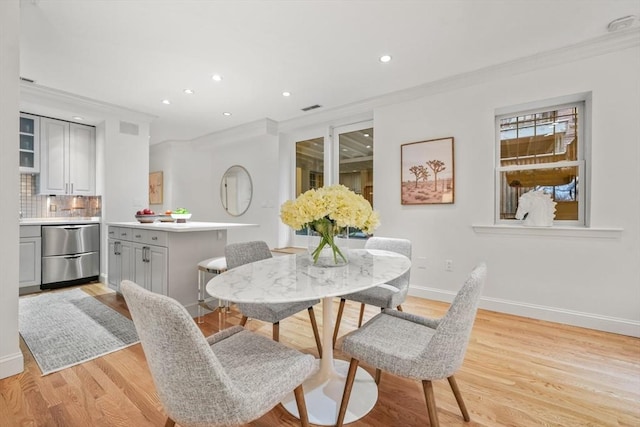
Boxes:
[18,0,639,145]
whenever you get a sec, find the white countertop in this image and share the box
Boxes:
[20,217,101,225]
[108,221,258,232]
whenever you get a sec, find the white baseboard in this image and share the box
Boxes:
[0,351,24,380]
[409,286,640,338]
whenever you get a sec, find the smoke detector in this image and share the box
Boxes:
[607,15,637,32]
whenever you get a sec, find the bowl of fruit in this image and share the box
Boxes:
[158,210,176,222]
[135,208,157,223]
[171,208,192,223]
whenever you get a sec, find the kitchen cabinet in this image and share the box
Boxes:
[39,117,96,196]
[131,243,168,295]
[19,113,40,173]
[19,225,41,288]
[108,226,169,295]
[106,222,249,316]
[107,227,133,293]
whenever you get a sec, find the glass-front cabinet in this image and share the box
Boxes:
[19,113,40,173]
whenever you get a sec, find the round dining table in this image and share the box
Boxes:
[206,248,412,426]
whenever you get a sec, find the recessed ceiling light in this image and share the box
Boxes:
[379,55,392,63]
[366,145,371,149]
[363,133,370,137]
[72,116,83,121]
[222,112,232,116]
[184,89,194,94]
[212,74,223,82]
[162,99,171,105]
[282,91,291,97]
[342,148,348,152]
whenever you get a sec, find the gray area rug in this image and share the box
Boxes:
[19,288,139,376]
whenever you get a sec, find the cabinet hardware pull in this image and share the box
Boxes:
[152,236,157,240]
[135,234,142,238]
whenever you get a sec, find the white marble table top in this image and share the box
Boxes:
[206,249,412,304]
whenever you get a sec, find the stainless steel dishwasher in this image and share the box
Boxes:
[41,223,100,289]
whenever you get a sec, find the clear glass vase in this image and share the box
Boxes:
[307,225,349,267]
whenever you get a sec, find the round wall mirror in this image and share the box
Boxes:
[220,165,253,216]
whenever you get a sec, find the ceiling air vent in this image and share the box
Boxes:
[301,104,322,112]
[119,120,139,136]
[20,77,35,83]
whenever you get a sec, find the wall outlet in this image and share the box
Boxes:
[445,259,453,272]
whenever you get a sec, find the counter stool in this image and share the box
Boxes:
[197,256,228,324]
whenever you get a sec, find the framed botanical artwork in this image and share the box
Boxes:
[149,171,163,205]
[401,137,454,204]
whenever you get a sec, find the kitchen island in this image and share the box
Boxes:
[107,221,257,315]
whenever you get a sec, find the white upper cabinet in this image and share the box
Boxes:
[39,117,96,196]
[69,123,96,195]
[19,113,40,173]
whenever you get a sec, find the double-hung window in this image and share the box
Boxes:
[496,101,586,225]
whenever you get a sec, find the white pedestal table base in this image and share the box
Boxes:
[281,296,378,425]
[281,359,378,426]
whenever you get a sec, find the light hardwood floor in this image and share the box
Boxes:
[2,283,639,426]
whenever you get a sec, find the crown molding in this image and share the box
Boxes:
[20,82,157,123]
[190,118,279,149]
[279,28,640,132]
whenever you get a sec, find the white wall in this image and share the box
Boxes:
[151,122,281,247]
[373,46,640,336]
[269,34,639,336]
[0,0,24,379]
[99,117,151,281]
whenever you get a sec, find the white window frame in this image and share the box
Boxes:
[494,94,590,226]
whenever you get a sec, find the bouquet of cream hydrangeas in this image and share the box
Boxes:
[280,184,380,264]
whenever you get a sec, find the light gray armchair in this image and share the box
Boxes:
[333,236,412,347]
[225,241,323,355]
[121,280,318,427]
[336,263,487,427]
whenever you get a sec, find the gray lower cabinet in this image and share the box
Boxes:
[19,225,41,287]
[131,242,168,295]
[108,227,166,294]
[106,224,224,315]
[107,237,132,292]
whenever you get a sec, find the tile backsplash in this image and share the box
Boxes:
[20,174,101,219]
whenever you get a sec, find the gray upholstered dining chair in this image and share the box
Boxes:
[225,240,323,355]
[120,280,318,427]
[333,236,412,347]
[336,263,487,427]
